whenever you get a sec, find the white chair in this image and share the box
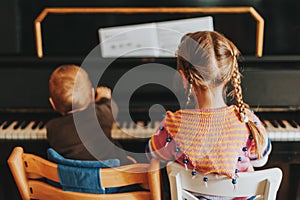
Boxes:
[166,161,282,200]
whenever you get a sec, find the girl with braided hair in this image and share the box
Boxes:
[147,31,271,199]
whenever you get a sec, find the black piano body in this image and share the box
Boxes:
[1,0,300,198]
[0,56,300,199]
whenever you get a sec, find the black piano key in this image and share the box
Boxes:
[144,121,148,129]
[287,120,298,128]
[0,120,5,127]
[31,121,40,129]
[261,120,267,128]
[270,120,279,128]
[2,120,13,129]
[13,121,23,129]
[125,121,130,129]
[277,120,286,128]
[20,121,31,129]
[143,121,148,129]
[38,121,46,129]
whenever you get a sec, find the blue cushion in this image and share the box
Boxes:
[46,148,120,194]
[47,148,120,168]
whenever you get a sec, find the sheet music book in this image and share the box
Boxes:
[98,16,214,58]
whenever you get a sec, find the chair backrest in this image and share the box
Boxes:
[8,146,161,200]
[166,161,282,200]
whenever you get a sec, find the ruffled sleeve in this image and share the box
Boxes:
[146,112,177,162]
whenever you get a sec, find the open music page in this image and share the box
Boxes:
[156,16,214,57]
[99,23,160,57]
[98,16,213,58]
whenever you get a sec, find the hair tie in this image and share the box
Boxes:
[240,113,249,123]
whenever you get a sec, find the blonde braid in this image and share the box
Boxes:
[231,67,246,116]
[181,64,202,107]
[231,58,266,158]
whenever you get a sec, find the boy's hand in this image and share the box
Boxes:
[95,86,111,102]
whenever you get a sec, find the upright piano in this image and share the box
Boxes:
[1,0,300,197]
[0,56,300,199]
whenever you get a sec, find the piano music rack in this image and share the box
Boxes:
[34,7,264,58]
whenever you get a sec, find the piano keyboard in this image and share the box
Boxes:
[0,119,300,142]
[0,120,46,139]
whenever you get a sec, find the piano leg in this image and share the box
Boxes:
[253,141,300,199]
[1,163,21,200]
[296,175,300,200]
[292,164,300,199]
[277,164,290,199]
[256,160,300,199]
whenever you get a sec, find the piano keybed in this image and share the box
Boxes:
[1,118,300,141]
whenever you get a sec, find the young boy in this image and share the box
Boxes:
[46,64,130,164]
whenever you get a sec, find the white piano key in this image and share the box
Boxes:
[263,120,281,141]
[289,120,299,128]
[282,120,295,141]
[0,121,8,139]
[35,121,46,139]
[3,121,19,139]
[147,121,158,136]
[111,122,120,139]
[127,122,135,136]
[23,121,36,139]
[13,121,25,139]
[26,122,37,139]
[135,121,146,138]
[111,120,161,139]
[263,119,300,142]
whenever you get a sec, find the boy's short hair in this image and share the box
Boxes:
[49,64,93,115]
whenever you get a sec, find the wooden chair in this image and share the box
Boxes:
[166,161,282,200]
[8,146,161,200]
